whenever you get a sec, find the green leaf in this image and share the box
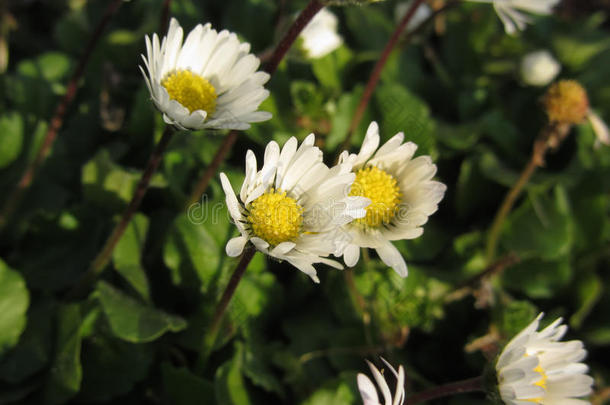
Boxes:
[570,273,603,329]
[17,52,71,83]
[495,300,538,339]
[241,341,285,398]
[502,257,572,299]
[311,47,352,92]
[215,343,252,405]
[0,259,29,357]
[325,86,367,152]
[112,213,151,300]
[162,363,215,405]
[96,281,187,343]
[375,83,436,156]
[0,298,54,383]
[501,187,574,260]
[0,112,24,169]
[43,304,84,405]
[79,333,153,402]
[163,213,221,292]
[301,374,358,405]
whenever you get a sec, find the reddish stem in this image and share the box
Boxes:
[160,0,172,33]
[405,376,485,404]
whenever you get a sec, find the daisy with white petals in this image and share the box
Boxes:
[358,358,406,405]
[298,8,343,59]
[220,135,370,283]
[468,0,560,35]
[496,313,594,405]
[337,122,446,277]
[140,18,272,130]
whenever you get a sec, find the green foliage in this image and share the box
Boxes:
[0,260,29,357]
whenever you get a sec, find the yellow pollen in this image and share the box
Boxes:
[247,189,304,246]
[161,70,217,115]
[524,364,548,404]
[349,166,401,227]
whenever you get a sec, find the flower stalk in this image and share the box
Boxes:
[66,126,175,299]
[0,0,123,231]
[186,0,324,205]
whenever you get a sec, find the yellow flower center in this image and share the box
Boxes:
[247,189,304,246]
[349,166,401,227]
[161,70,217,115]
[524,364,548,404]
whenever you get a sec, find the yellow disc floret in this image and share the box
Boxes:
[349,166,401,227]
[543,80,589,125]
[247,189,304,246]
[161,70,217,115]
[524,365,548,403]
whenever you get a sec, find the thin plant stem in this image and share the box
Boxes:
[185,0,324,207]
[485,122,571,263]
[66,126,175,299]
[199,248,256,365]
[0,0,123,231]
[160,0,172,33]
[405,375,485,405]
[337,0,427,154]
[344,268,373,343]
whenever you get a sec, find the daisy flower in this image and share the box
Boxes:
[298,8,343,59]
[357,358,406,405]
[140,18,272,130]
[220,135,370,283]
[337,122,446,277]
[496,313,594,405]
[467,0,560,35]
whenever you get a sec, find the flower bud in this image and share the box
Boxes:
[520,50,560,87]
[543,80,589,125]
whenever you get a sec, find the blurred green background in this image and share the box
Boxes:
[0,0,609,404]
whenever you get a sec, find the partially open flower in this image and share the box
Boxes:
[358,358,406,405]
[140,18,272,130]
[520,50,561,87]
[496,313,594,405]
[298,8,343,59]
[467,0,560,35]
[220,135,369,283]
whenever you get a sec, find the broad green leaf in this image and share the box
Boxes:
[0,259,29,357]
[112,213,150,300]
[162,363,215,405]
[0,112,24,169]
[0,298,54,383]
[215,343,252,405]
[17,52,71,83]
[502,257,572,299]
[241,341,285,398]
[301,374,358,405]
[375,83,436,156]
[79,333,153,402]
[325,86,367,152]
[501,187,574,260]
[570,273,603,329]
[43,304,84,405]
[96,281,187,343]
[163,213,221,292]
[495,300,538,339]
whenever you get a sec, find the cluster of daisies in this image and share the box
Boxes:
[138,2,595,403]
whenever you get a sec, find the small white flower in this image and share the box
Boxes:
[520,50,561,87]
[394,1,433,32]
[337,122,446,277]
[299,8,343,59]
[496,313,594,405]
[468,0,560,35]
[357,358,406,405]
[220,135,369,283]
[140,18,272,130]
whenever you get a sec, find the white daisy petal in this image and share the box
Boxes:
[358,359,406,405]
[469,0,558,34]
[298,8,343,59]
[139,19,271,130]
